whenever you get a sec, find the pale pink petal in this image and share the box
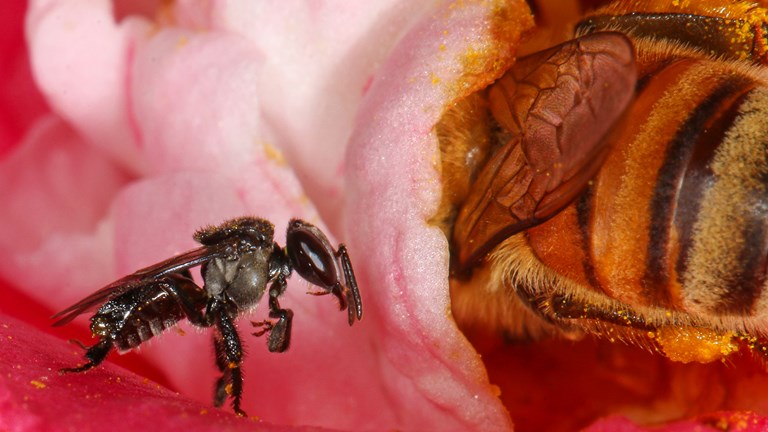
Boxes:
[130,28,267,173]
[159,1,437,230]
[346,1,532,429]
[26,0,148,172]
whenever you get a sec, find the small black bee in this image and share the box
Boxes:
[52,217,363,416]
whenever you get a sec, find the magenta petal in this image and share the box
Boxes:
[0,311,331,432]
[0,0,47,157]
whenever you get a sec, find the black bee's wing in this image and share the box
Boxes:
[51,244,228,326]
[453,32,637,269]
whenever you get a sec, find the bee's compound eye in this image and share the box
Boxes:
[287,227,339,289]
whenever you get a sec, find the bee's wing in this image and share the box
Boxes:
[51,245,227,327]
[453,32,637,268]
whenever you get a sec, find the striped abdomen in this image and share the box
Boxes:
[90,281,207,352]
[528,47,768,318]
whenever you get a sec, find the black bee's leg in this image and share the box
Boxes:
[212,331,232,408]
[60,338,113,373]
[251,320,274,337]
[252,277,293,353]
[211,302,247,417]
[156,275,215,327]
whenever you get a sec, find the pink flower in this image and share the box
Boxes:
[1,0,767,430]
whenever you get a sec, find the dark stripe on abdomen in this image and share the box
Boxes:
[576,185,603,292]
[644,76,752,304]
[674,90,752,285]
[731,211,768,314]
[679,86,768,315]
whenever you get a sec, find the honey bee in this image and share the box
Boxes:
[442,0,768,364]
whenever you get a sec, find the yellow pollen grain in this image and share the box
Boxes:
[263,142,287,166]
[656,327,738,363]
[30,380,46,389]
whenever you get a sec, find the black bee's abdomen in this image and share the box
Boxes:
[91,282,205,353]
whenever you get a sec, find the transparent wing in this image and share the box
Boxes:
[51,245,227,326]
[453,32,637,268]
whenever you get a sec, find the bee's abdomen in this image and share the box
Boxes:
[114,295,186,352]
[529,55,768,318]
[677,87,768,315]
[91,284,198,353]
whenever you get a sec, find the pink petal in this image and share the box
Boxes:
[0,117,130,308]
[0,310,331,432]
[26,0,146,172]
[345,0,532,430]
[130,27,267,173]
[168,1,440,229]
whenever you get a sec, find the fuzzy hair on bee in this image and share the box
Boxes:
[441,1,768,365]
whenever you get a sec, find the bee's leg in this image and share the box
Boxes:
[212,332,232,408]
[60,338,113,373]
[514,282,658,332]
[252,278,293,353]
[211,303,246,417]
[519,285,768,363]
[547,293,658,330]
[157,275,214,327]
[250,320,273,337]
